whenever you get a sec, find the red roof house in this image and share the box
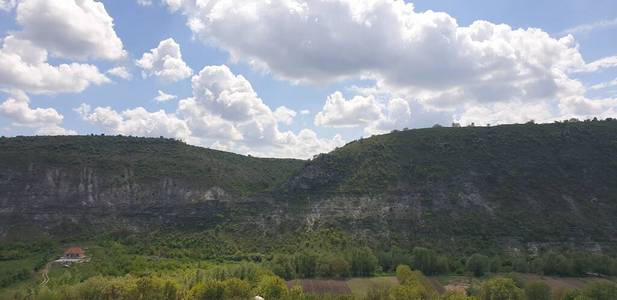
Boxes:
[63,247,86,259]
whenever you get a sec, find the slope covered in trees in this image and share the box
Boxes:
[1,120,617,252]
[278,120,617,252]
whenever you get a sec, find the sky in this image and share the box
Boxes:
[0,0,616,159]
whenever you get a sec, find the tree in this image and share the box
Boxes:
[294,252,317,278]
[412,247,437,275]
[188,281,225,300]
[256,276,287,299]
[466,254,489,277]
[349,248,378,277]
[489,257,502,273]
[270,254,296,280]
[478,277,524,300]
[222,278,251,300]
[393,264,438,299]
[391,284,437,300]
[133,277,178,300]
[316,255,350,278]
[395,265,415,285]
[542,252,573,276]
[525,282,550,300]
[512,257,528,273]
[441,291,476,300]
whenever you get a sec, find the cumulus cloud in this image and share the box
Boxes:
[136,38,193,82]
[0,90,75,135]
[315,92,382,128]
[154,90,177,102]
[315,91,411,134]
[15,0,126,61]
[167,1,585,86]
[0,35,110,94]
[79,64,344,158]
[76,103,192,140]
[183,65,343,157]
[0,0,16,11]
[300,110,310,115]
[166,0,616,126]
[273,106,297,125]
[107,66,132,80]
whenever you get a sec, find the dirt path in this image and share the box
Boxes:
[40,262,51,286]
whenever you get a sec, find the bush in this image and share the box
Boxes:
[188,281,225,300]
[441,291,475,300]
[524,282,550,300]
[581,282,617,300]
[222,278,251,300]
[478,277,524,300]
[256,275,288,299]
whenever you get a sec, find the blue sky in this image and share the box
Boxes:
[0,0,616,158]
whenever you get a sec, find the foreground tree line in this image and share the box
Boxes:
[267,247,617,280]
[8,263,617,300]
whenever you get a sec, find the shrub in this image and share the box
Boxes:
[478,277,524,300]
[524,282,550,300]
[256,275,288,299]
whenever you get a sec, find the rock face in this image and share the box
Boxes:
[1,121,617,251]
[0,136,303,239]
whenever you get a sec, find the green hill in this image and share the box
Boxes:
[279,120,617,252]
[1,120,617,253]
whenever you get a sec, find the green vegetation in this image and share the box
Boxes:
[2,120,617,298]
[0,135,304,197]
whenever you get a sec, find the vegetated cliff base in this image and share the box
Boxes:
[1,120,617,253]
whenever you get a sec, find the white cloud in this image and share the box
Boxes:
[80,64,344,158]
[273,106,296,125]
[154,90,177,102]
[582,56,617,72]
[300,109,310,115]
[15,0,126,61]
[0,0,16,11]
[166,0,617,125]
[168,1,585,86]
[137,0,152,6]
[107,66,132,80]
[562,17,617,36]
[315,92,381,128]
[0,35,110,94]
[0,90,75,135]
[136,38,193,82]
[590,79,617,91]
[315,91,411,134]
[76,103,192,140]
[183,65,343,157]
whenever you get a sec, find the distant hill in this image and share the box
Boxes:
[1,121,617,253]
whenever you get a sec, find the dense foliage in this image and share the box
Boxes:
[0,135,304,197]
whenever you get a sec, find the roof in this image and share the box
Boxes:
[64,247,85,255]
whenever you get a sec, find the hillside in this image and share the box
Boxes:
[0,135,303,239]
[279,120,617,252]
[1,121,617,253]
